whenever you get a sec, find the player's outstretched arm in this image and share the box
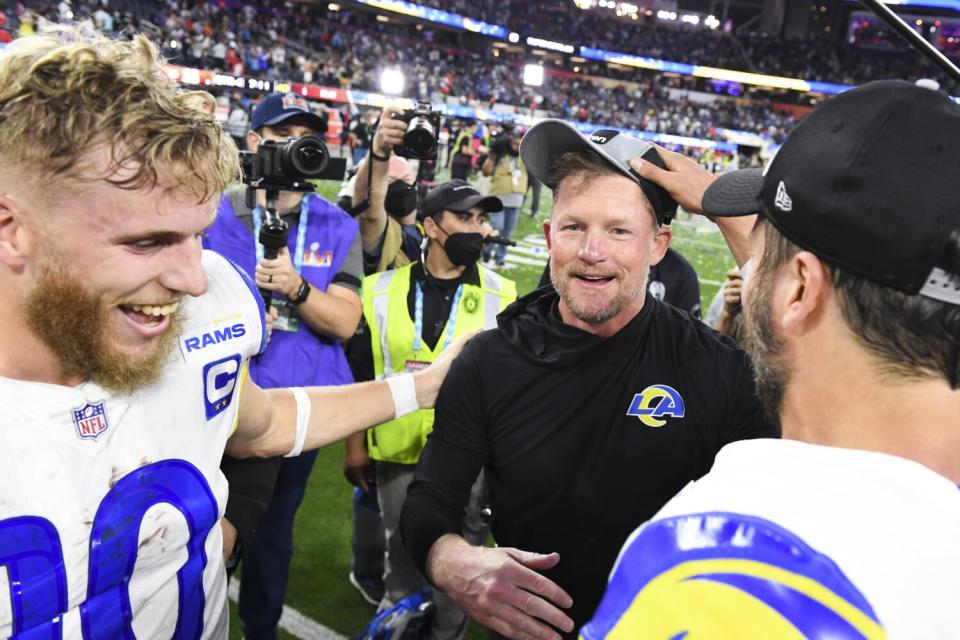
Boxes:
[226,330,477,458]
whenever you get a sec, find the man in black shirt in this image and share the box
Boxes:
[400,122,777,639]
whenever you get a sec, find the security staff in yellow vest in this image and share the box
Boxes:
[347,179,517,639]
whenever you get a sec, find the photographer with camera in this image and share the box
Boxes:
[352,101,444,274]
[481,124,527,268]
[202,92,364,640]
[351,105,423,275]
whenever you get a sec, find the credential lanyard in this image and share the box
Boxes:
[413,280,463,355]
[252,195,311,272]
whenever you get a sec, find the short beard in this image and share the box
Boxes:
[742,264,788,429]
[552,263,646,326]
[25,265,183,395]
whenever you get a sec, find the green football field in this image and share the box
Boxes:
[227,171,737,639]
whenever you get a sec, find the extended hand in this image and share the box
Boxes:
[429,537,574,640]
[629,144,718,215]
[412,330,480,408]
[723,267,743,310]
[374,104,407,157]
[255,247,301,298]
[343,435,375,492]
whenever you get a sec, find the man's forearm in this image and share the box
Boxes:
[230,373,435,459]
[713,215,755,268]
[353,156,389,253]
[292,286,360,341]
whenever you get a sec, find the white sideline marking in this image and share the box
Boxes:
[228,579,349,640]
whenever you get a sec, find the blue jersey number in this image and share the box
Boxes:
[0,460,219,639]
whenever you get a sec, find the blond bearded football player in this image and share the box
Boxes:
[583,80,960,638]
[0,29,467,638]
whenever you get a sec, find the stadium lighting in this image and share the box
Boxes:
[523,64,544,87]
[380,69,405,95]
[509,32,520,43]
[328,3,340,10]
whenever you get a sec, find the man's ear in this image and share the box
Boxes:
[0,193,30,270]
[779,251,829,336]
[649,225,672,266]
[423,215,440,242]
[543,219,552,250]
[246,129,261,153]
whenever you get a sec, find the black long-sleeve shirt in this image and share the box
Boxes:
[401,289,777,637]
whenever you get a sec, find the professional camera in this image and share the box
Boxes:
[489,122,518,158]
[489,133,515,158]
[392,101,442,160]
[239,135,345,191]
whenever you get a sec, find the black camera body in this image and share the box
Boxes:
[240,135,346,192]
[489,133,515,158]
[392,102,442,160]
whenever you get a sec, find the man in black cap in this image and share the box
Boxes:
[400,122,778,639]
[584,79,960,637]
[348,180,517,639]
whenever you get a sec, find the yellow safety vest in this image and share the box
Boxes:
[362,263,517,463]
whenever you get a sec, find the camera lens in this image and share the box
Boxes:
[404,117,437,156]
[284,136,329,177]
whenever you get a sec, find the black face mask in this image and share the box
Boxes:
[438,227,484,266]
[385,181,418,218]
[508,146,520,157]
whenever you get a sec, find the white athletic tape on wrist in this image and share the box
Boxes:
[284,387,311,458]
[387,373,419,418]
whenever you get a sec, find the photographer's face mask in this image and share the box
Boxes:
[385,181,418,218]
[435,222,484,267]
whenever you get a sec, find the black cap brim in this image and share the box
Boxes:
[423,193,503,216]
[442,193,503,215]
[519,119,678,224]
[260,111,328,134]
[701,169,764,217]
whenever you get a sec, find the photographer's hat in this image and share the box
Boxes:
[423,180,503,217]
[520,119,678,225]
[251,92,327,134]
[702,79,960,303]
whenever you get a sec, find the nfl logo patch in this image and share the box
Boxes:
[73,401,110,441]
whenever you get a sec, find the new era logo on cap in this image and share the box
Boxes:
[700,79,960,301]
[775,181,793,212]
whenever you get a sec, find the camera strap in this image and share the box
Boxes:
[252,195,311,273]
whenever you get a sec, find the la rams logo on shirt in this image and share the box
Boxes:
[627,384,684,427]
[581,512,886,640]
[203,354,242,419]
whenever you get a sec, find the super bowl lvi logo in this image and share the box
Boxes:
[627,385,685,427]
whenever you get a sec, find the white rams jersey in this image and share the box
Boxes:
[583,439,960,639]
[0,251,266,639]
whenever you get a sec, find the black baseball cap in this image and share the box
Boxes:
[422,180,503,217]
[519,119,678,225]
[702,80,960,304]
[251,92,327,133]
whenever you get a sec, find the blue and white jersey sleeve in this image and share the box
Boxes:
[178,250,267,362]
